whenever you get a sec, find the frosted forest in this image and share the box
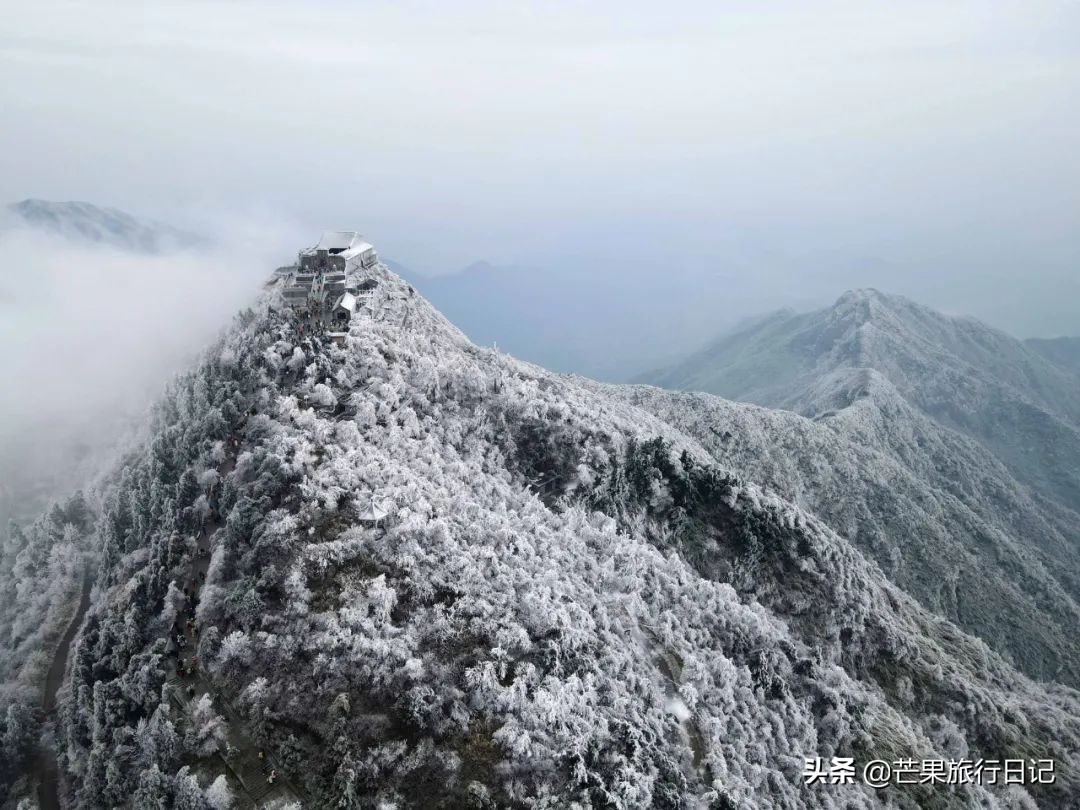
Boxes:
[5,2,1080,806]
[3,254,1079,809]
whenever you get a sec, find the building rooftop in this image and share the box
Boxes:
[340,241,375,260]
[357,501,388,523]
[314,231,365,252]
[334,292,358,313]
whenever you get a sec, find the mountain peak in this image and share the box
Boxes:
[643,284,1080,514]
[832,287,917,320]
[836,286,888,302]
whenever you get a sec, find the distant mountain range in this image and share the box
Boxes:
[640,288,1080,513]
[6,198,208,253]
[629,289,1080,687]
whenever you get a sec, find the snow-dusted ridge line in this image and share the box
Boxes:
[6,199,209,254]
[10,251,1077,808]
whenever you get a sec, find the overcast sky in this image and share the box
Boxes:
[1,0,1078,338]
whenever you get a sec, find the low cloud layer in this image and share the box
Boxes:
[0,223,295,523]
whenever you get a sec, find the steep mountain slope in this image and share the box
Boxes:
[34,264,1080,808]
[595,380,1080,688]
[6,199,207,253]
[640,289,1080,516]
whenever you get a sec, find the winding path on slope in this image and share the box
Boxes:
[36,572,93,810]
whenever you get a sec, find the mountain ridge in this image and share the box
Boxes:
[639,288,1080,515]
[1028,336,1080,374]
[596,376,1080,687]
[5,261,1079,807]
[6,199,208,254]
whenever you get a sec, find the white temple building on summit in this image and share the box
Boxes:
[299,231,378,273]
[339,240,378,269]
[277,231,381,314]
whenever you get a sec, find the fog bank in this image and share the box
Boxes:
[0,225,293,525]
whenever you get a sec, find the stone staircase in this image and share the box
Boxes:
[166,670,300,807]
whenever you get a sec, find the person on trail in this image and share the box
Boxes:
[267,769,278,785]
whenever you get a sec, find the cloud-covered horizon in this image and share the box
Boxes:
[1,1,1077,348]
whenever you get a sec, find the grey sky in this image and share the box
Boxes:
[1,0,1078,341]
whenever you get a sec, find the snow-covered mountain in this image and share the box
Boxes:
[5,263,1079,807]
[6,199,207,253]
[640,289,1080,516]
[596,381,1080,688]
[633,290,1080,689]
